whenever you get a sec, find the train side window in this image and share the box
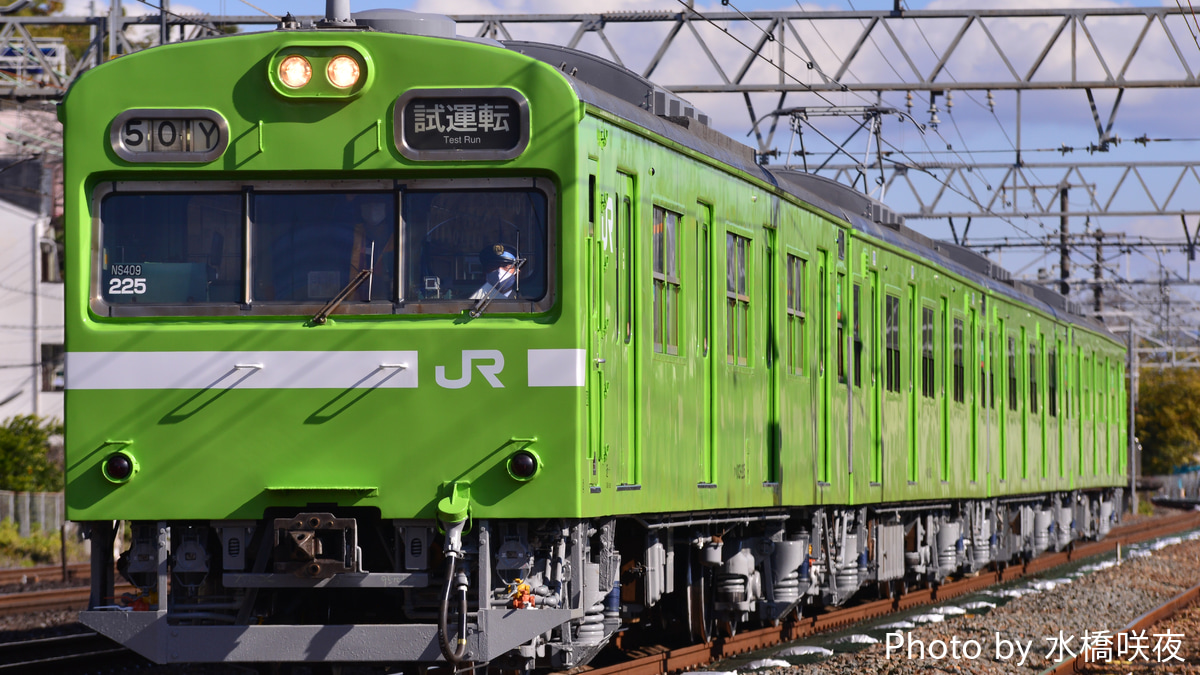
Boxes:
[989,331,996,409]
[921,306,935,398]
[1028,340,1039,414]
[1048,348,1058,417]
[885,294,900,392]
[952,317,964,403]
[652,205,681,355]
[786,254,805,375]
[1007,335,1018,411]
[726,232,750,366]
[852,283,862,387]
[979,328,986,408]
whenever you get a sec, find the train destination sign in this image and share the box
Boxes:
[110,109,229,163]
[395,88,529,161]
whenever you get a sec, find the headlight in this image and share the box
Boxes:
[279,55,312,88]
[327,55,361,88]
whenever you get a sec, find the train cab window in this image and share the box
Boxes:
[652,206,681,355]
[252,192,395,303]
[726,232,750,366]
[99,192,243,306]
[921,307,935,398]
[404,188,548,307]
[952,318,964,403]
[1007,336,1018,411]
[786,254,806,375]
[1028,341,1039,414]
[885,294,900,392]
[95,181,552,317]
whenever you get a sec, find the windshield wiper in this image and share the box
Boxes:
[470,258,525,318]
[312,268,371,325]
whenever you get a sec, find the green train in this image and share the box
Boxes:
[62,5,1127,669]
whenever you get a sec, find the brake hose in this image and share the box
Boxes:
[437,518,470,665]
[437,554,469,664]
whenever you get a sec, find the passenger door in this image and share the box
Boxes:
[589,173,635,490]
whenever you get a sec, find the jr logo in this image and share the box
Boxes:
[435,350,506,389]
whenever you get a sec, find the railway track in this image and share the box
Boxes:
[1047,578,1200,674]
[0,631,143,674]
[0,583,138,617]
[578,511,1200,675]
[0,563,89,588]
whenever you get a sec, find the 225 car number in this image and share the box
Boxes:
[108,277,147,295]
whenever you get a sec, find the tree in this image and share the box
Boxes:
[1135,368,1200,474]
[0,415,63,492]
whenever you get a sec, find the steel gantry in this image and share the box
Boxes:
[805,160,1200,221]
[3,7,1200,104]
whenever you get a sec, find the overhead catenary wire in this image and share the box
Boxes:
[672,0,845,109]
[1177,0,1200,53]
[894,0,1051,224]
[720,0,871,105]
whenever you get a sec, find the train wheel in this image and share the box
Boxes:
[687,561,712,642]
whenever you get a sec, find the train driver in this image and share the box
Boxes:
[471,243,519,299]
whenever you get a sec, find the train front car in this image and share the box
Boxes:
[62,11,597,668]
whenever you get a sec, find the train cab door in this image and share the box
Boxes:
[589,173,635,490]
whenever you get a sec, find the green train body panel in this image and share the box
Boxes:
[62,28,1127,527]
[63,31,587,522]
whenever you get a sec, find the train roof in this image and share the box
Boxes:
[503,40,1115,341]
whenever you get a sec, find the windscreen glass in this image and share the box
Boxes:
[404,189,547,303]
[96,183,551,315]
[251,192,395,303]
[99,193,243,305]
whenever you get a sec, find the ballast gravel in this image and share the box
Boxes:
[733,527,1200,675]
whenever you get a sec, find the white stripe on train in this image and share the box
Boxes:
[66,348,585,390]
